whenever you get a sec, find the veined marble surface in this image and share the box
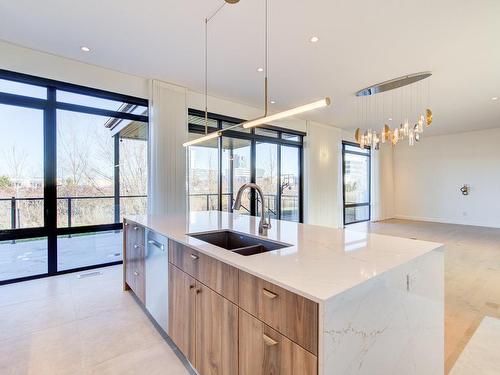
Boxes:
[320,249,444,375]
[127,211,442,302]
[450,316,500,375]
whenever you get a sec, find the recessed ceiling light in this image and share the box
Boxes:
[388,117,393,121]
[257,67,264,72]
[492,97,498,101]
[309,36,319,43]
[270,100,276,104]
[80,46,91,52]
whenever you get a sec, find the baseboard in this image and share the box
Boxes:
[393,214,500,229]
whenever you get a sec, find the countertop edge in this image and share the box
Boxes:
[124,216,444,304]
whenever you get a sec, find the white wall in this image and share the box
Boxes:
[149,80,188,216]
[304,121,343,228]
[0,41,149,98]
[393,127,500,228]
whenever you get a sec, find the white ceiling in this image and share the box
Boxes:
[0,0,499,135]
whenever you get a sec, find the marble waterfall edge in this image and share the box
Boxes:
[320,248,444,375]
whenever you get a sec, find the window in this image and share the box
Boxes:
[187,136,219,212]
[187,109,304,222]
[0,69,148,284]
[342,141,370,225]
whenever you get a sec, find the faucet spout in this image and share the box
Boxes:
[232,183,272,235]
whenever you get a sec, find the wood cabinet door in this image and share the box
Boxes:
[239,271,318,355]
[168,264,196,364]
[125,223,145,303]
[124,222,137,292]
[239,310,317,375]
[195,282,238,375]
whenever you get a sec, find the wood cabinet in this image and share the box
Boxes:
[168,263,196,364]
[168,263,238,375]
[124,221,145,303]
[195,282,238,375]
[165,238,318,375]
[239,309,317,375]
[169,240,238,303]
[239,270,318,355]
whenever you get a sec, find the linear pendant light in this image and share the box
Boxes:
[242,97,331,129]
[183,130,221,147]
[183,0,331,147]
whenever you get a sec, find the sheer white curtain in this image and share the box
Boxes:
[148,80,188,216]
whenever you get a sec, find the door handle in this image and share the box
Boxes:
[133,244,140,249]
[133,271,139,276]
[262,288,278,299]
[190,254,199,260]
[148,239,165,251]
[133,226,139,231]
[263,333,278,346]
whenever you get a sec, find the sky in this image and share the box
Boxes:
[0,79,126,180]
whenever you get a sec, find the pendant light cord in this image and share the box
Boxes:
[204,2,228,135]
[264,0,268,116]
[204,17,208,135]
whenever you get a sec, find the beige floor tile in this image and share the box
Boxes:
[0,321,85,375]
[88,343,189,375]
[0,275,72,308]
[70,284,139,320]
[78,308,163,367]
[0,293,77,340]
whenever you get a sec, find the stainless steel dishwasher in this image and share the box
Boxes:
[145,229,169,333]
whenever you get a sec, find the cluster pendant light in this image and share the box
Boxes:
[183,0,331,147]
[354,72,434,150]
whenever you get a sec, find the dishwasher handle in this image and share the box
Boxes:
[148,239,165,251]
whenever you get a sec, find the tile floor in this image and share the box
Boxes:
[0,265,190,375]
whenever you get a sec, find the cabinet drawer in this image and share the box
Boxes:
[239,271,318,355]
[124,221,145,303]
[239,309,317,375]
[168,240,238,303]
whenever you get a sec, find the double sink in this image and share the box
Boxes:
[188,230,291,256]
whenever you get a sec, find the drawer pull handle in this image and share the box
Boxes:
[148,239,165,250]
[133,226,139,231]
[262,288,278,299]
[190,254,199,260]
[263,334,278,346]
[196,289,202,294]
[133,244,139,249]
[133,271,139,276]
[189,285,195,290]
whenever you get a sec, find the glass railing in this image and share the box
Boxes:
[0,195,147,230]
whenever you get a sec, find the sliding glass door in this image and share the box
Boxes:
[342,142,371,225]
[0,70,148,284]
[0,99,47,281]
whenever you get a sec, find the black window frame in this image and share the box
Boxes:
[0,69,149,285]
[188,108,305,223]
[342,141,371,226]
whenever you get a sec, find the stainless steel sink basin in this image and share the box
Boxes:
[187,230,291,256]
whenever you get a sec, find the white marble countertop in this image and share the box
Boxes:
[127,211,443,303]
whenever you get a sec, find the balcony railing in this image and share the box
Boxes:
[0,195,147,230]
[188,193,299,221]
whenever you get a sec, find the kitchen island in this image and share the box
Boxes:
[123,211,444,375]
